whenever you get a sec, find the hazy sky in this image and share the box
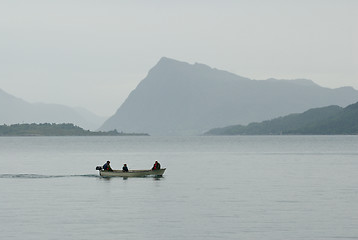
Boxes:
[1,0,357,116]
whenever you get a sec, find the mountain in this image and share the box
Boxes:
[72,107,107,130]
[0,88,106,130]
[205,101,358,135]
[100,57,358,135]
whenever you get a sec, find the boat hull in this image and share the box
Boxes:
[99,168,166,177]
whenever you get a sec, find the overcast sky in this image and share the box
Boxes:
[1,0,357,116]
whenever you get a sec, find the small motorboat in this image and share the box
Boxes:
[96,166,166,177]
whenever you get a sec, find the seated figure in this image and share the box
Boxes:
[103,161,113,171]
[122,164,129,172]
[152,161,161,170]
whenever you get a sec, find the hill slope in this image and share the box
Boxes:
[205,102,358,135]
[100,57,358,135]
[0,88,106,130]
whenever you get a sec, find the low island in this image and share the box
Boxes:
[0,123,149,136]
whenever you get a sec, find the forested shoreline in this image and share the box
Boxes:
[0,123,149,136]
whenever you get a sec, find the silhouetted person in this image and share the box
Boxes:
[152,161,161,170]
[122,164,129,172]
[103,161,113,171]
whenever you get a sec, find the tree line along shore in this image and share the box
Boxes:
[0,123,149,136]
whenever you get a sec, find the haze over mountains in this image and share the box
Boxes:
[2,57,358,135]
[100,57,358,135]
[0,88,105,130]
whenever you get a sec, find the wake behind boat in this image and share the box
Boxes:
[97,168,166,177]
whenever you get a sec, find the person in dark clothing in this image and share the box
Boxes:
[152,161,161,170]
[103,161,113,171]
[122,164,129,172]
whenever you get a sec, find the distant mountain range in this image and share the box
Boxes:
[100,57,358,135]
[0,88,106,130]
[205,101,358,135]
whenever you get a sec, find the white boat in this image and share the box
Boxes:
[98,168,166,177]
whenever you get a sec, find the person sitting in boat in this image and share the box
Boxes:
[103,161,113,171]
[152,161,161,170]
[122,164,129,172]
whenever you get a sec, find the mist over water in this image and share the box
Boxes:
[1,136,357,239]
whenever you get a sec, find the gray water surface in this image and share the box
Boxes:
[1,136,357,240]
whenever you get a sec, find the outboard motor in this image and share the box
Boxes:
[96,166,103,170]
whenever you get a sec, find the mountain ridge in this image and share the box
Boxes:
[0,88,106,130]
[205,102,358,135]
[100,57,358,135]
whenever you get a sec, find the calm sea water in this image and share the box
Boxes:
[0,136,357,240]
